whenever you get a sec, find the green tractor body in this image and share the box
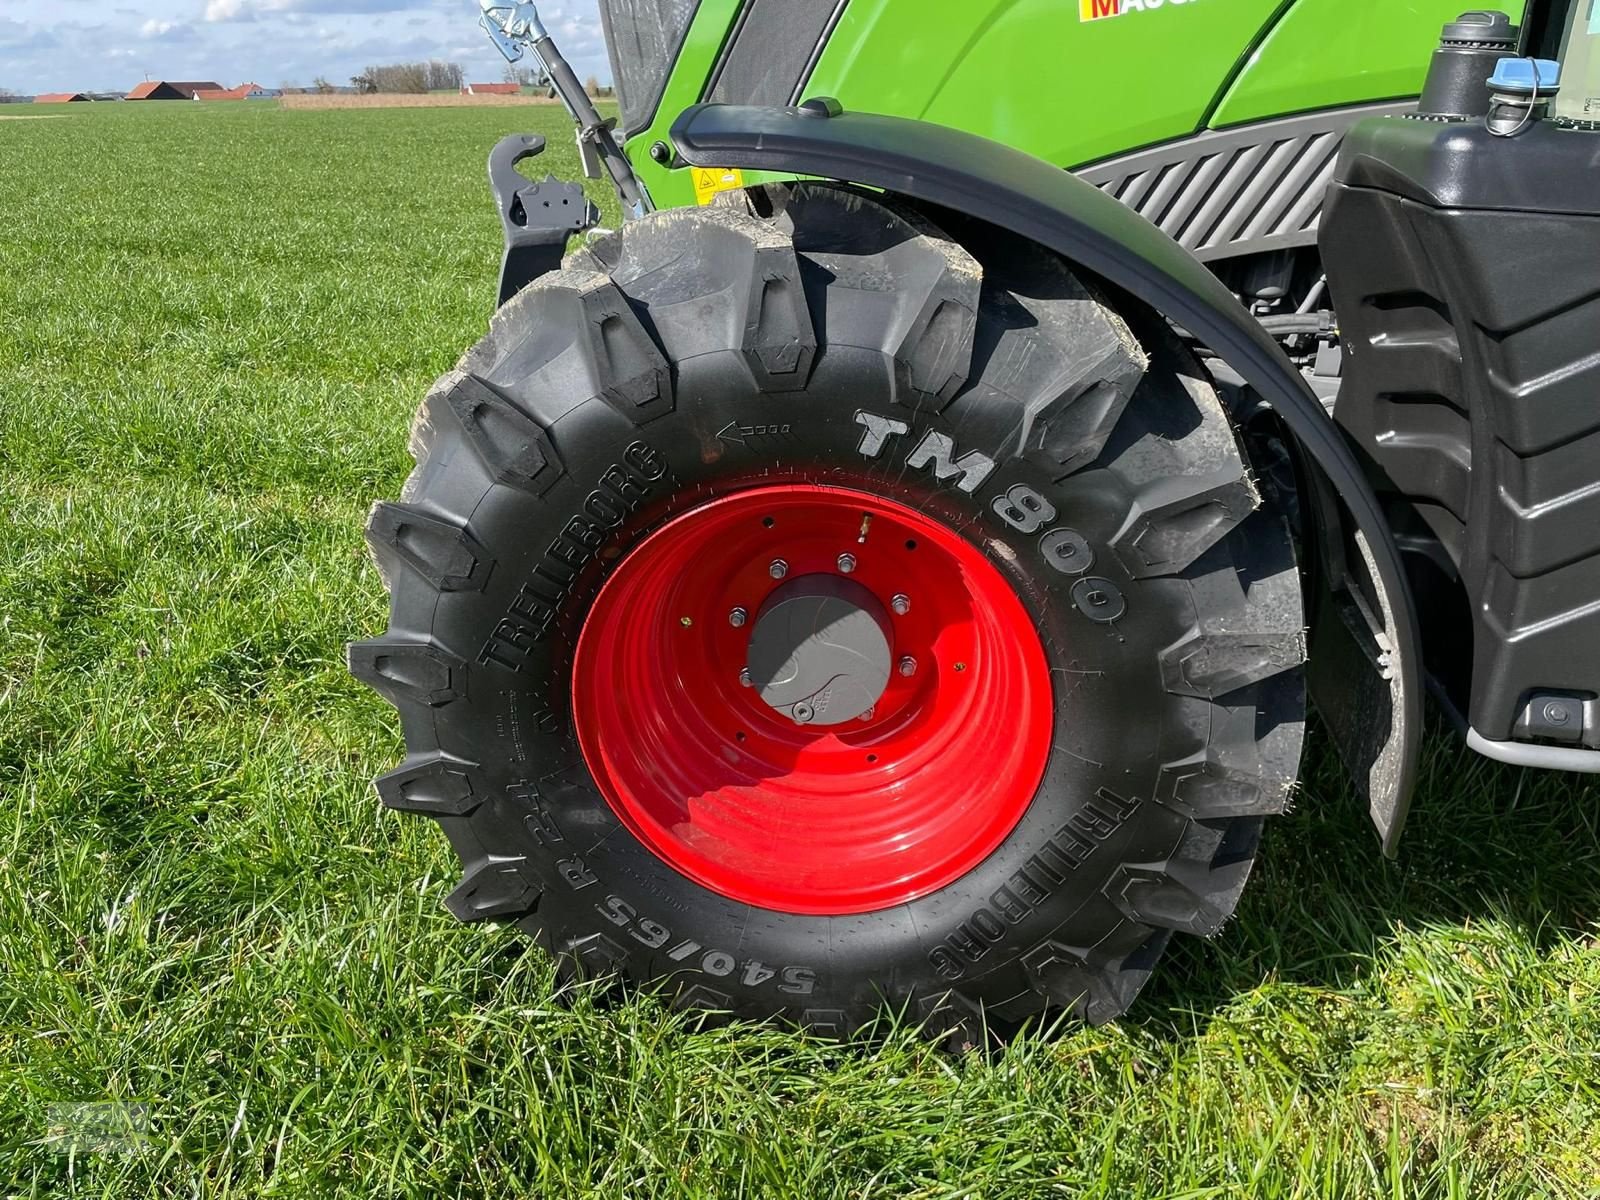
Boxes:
[351,0,1600,1031]
[617,0,1480,210]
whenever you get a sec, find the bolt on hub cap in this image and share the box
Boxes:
[570,485,1053,915]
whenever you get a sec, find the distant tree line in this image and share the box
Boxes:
[502,64,551,89]
[351,60,465,94]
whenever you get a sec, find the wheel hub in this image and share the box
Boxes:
[746,575,892,725]
[570,484,1053,915]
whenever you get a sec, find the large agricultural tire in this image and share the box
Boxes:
[350,183,1306,1036]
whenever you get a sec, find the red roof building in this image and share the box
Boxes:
[193,82,281,101]
[127,80,224,100]
[35,92,88,103]
[462,82,521,96]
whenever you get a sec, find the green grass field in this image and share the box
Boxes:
[2,100,1598,1198]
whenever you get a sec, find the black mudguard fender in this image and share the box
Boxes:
[670,101,1422,852]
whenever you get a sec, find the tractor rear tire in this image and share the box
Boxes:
[351,183,1306,1036]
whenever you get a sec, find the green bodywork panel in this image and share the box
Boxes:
[625,0,1515,211]
[799,0,1284,169]
[1212,0,1525,126]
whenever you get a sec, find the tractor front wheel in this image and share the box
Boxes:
[351,184,1306,1035]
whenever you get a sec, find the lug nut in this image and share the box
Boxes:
[837,553,856,574]
[891,593,910,615]
[898,656,917,678]
[729,606,747,628]
[769,558,788,579]
[739,667,752,687]
[792,702,814,724]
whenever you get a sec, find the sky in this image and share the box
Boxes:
[0,0,609,95]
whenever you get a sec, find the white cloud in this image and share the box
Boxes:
[140,18,174,36]
[203,0,246,21]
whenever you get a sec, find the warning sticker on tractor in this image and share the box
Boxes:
[1080,0,1198,21]
[693,167,745,205]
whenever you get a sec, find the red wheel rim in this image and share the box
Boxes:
[571,485,1053,915]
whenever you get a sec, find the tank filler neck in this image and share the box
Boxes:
[1485,57,1562,136]
[1414,9,1521,121]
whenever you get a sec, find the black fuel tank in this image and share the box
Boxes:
[1321,109,1600,747]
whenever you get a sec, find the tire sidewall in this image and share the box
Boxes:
[430,344,1198,1020]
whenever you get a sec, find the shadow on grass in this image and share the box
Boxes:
[1131,709,1600,1034]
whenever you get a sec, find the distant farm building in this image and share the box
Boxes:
[194,83,282,101]
[35,92,88,103]
[127,81,224,101]
[462,82,521,96]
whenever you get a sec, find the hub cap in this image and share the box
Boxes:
[571,485,1053,915]
[746,573,892,725]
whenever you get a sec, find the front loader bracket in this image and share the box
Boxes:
[489,133,599,307]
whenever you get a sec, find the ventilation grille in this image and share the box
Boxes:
[1077,103,1410,262]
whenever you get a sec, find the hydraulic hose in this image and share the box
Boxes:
[1257,312,1335,337]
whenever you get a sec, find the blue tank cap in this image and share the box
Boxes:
[1488,57,1562,95]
